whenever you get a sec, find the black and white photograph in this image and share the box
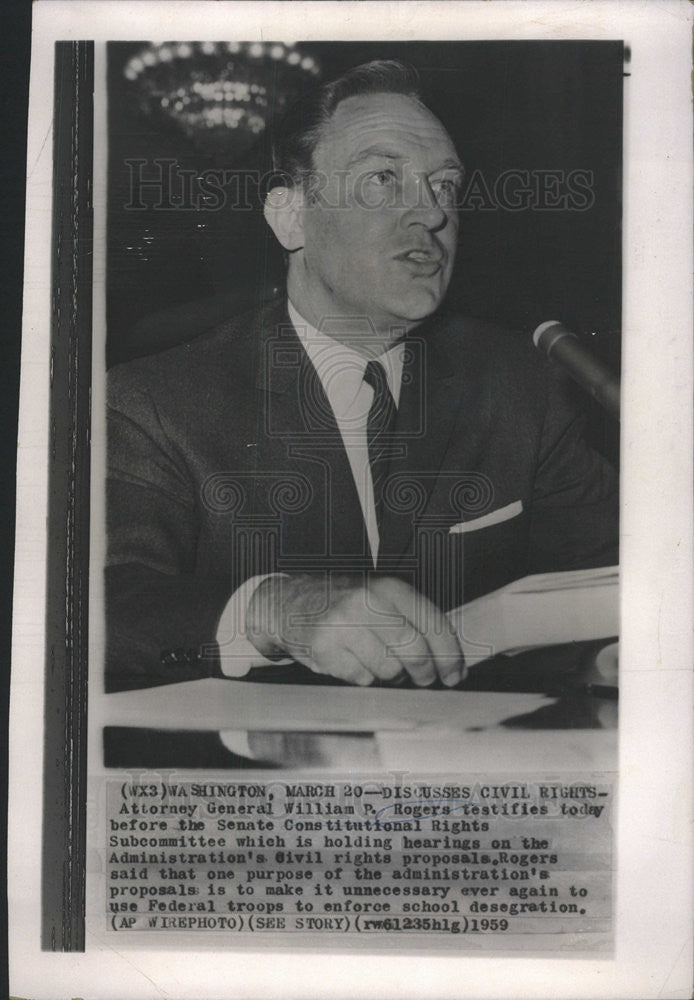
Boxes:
[103,38,621,766]
[8,1,693,996]
[97,33,624,952]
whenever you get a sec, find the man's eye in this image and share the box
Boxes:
[432,178,461,202]
[370,169,397,186]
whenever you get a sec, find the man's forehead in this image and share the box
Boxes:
[317,91,458,164]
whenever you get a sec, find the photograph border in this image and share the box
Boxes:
[42,39,93,953]
[8,3,691,996]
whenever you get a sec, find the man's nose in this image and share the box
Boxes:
[403,174,447,230]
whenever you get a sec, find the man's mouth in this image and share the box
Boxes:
[396,248,443,263]
[395,247,444,274]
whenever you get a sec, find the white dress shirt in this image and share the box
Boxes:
[216,300,404,677]
[288,300,405,559]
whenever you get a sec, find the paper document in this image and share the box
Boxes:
[448,565,619,663]
[103,679,553,732]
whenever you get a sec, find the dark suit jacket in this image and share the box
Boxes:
[106,297,618,690]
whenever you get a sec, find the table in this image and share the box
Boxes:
[100,640,617,771]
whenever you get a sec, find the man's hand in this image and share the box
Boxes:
[246,573,465,687]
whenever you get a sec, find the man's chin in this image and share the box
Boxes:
[385,291,447,330]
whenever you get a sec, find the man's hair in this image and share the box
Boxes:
[270,59,425,189]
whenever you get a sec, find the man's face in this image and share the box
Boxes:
[290,92,461,339]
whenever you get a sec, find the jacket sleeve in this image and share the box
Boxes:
[526,367,619,574]
[106,366,232,691]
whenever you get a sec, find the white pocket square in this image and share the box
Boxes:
[448,500,523,534]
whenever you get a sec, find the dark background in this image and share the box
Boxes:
[108,42,623,349]
[3,0,31,989]
[107,40,623,463]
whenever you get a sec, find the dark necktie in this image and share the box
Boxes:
[363,358,398,544]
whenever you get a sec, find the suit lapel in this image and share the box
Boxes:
[255,305,369,564]
[252,304,490,571]
[378,315,481,568]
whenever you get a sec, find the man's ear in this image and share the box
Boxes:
[263,186,305,251]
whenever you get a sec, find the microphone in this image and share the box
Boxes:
[533,320,620,420]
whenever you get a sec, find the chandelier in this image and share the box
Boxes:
[124,41,322,156]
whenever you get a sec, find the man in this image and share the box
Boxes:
[107,60,618,693]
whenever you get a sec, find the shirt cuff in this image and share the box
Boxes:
[218,730,254,759]
[216,573,291,677]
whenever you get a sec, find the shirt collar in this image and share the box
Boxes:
[287,299,405,415]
